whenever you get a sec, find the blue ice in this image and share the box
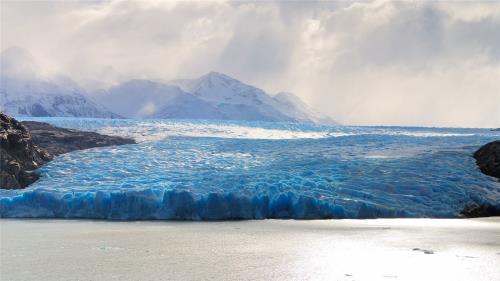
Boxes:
[1,118,499,220]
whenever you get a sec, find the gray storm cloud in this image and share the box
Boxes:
[1,0,499,127]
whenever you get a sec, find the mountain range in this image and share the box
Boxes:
[0,47,336,124]
[0,47,118,118]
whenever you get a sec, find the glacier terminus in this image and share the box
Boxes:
[1,118,499,220]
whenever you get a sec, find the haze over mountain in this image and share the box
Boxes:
[3,1,500,127]
[1,47,336,124]
[96,71,336,124]
[169,72,334,124]
[95,79,222,120]
[0,47,118,118]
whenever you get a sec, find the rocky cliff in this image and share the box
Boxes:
[1,113,135,189]
[474,140,500,180]
[0,113,52,188]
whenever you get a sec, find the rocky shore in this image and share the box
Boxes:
[459,140,500,218]
[21,121,135,156]
[0,113,135,189]
[473,140,500,180]
[1,113,53,188]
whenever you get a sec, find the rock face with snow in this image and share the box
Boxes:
[0,47,119,118]
[98,72,337,124]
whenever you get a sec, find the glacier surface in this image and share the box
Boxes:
[1,118,499,220]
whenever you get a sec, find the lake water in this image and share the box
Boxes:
[1,218,499,281]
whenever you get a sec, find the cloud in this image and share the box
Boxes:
[1,0,499,127]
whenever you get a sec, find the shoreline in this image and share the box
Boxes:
[2,215,500,222]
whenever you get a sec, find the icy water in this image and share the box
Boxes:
[2,218,500,281]
[1,118,499,219]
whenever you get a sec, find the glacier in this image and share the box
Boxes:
[1,117,499,220]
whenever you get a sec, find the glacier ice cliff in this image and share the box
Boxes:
[1,118,499,220]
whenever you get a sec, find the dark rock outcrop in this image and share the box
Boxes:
[21,121,135,156]
[473,140,500,180]
[1,112,135,189]
[1,113,52,189]
[460,202,500,218]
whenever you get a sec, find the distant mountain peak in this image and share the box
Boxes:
[0,47,119,118]
[204,71,227,78]
[1,49,337,124]
[196,71,244,87]
[167,72,337,124]
[203,71,235,80]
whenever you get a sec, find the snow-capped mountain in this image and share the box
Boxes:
[99,71,336,123]
[0,46,336,123]
[0,47,119,118]
[173,72,336,123]
[114,71,334,124]
[170,72,294,122]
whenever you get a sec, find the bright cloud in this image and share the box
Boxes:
[1,0,499,127]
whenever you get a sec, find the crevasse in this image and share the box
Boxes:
[1,118,499,220]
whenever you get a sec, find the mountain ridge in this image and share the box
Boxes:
[1,47,337,124]
[0,47,120,118]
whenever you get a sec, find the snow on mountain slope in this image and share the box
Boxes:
[95,80,222,119]
[0,47,119,118]
[171,72,335,123]
[0,76,119,118]
[170,72,293,122]
[273,92,338,125]
[100,72,335,123]
[174,72,277,106]
[0,46,336,123]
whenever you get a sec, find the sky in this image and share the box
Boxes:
[1,0,499,127]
